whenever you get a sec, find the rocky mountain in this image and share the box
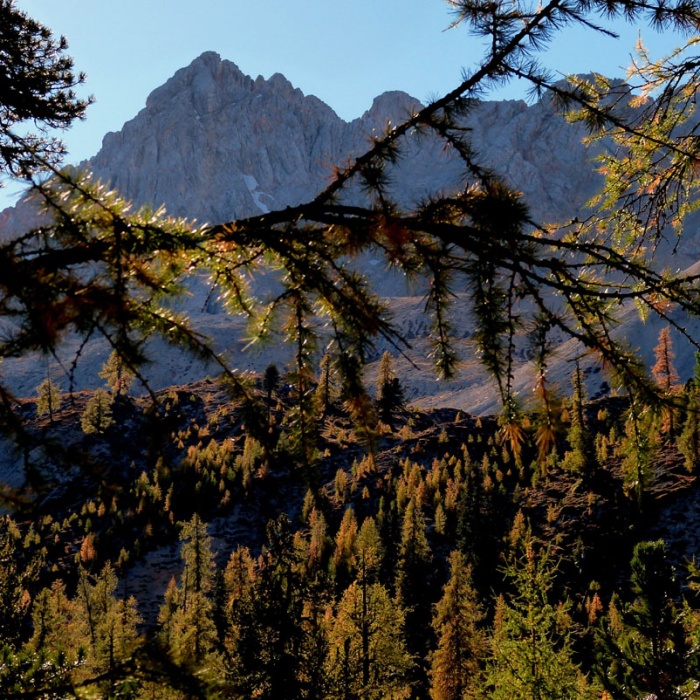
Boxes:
[1,51,696,412]
[86,52,603,227]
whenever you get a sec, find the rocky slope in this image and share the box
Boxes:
[1,51,696,412]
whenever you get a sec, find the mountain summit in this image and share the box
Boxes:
[91,52,365,223]
[88,52,603,227]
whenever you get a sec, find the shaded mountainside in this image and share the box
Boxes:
[1,346,700,696]
[4,377,700,625]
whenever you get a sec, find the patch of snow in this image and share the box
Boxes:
[242,173,271,214]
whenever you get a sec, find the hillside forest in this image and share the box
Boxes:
[3,341,700,699]
[6,0,700,698]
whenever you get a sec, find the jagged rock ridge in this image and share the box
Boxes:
[89,52,603,228]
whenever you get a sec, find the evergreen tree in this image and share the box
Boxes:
[3,0,700,467]
[679,348,700,468]
[281,291,320,467]
[234,515,310,700]
[396,495,432,606]
[326,580,413,699]
[162,514,218,667]
[35,377,61,421]
[179,514,216,600]
[429,551,486,700]
[618,397,658,505]
[80,389,114,435]
[315,353,339,419]
[483,538,596,700]
[307,506,330,571]
[29,580,86,662]
[376,351,404,426]
[597,540,699,700]
[356,516,384,583]
[332,506,358,587]
[99,349,135,396]
[0,0,90,180]
[693,351,700,389]
[0,520,33,651]
[652,327,680,435]
[396,494,434,696]
[262,363,280,429]
[75,563,142,691]
[222,546,257,688]
[562,361,593,474]
[679,386,700,471]
[27,565,141,695]
[652,327,680,393]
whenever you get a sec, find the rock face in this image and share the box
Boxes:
[0,52,693,410]
[88,52,602,227]
[91,52,344,223]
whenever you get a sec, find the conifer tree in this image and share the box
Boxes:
[262,363,280,429]
[652,327,680,435]
[678,352,700,470]
[396,495,432,607]
[678,386,700,471]
[396,494,434,695]
[99,349,135,396]
[692,351,700,389]
[4,0,700,462]
[326,580,413,699]
[652,327,680,394]
[483,538,597,700]
[232,515,310,700]
[26,565,142,695]
[356,516,384,583]
[0,0,90,180]
[429,551,486,700]
[315,353,339,419]
[222,546,257,690]
[28,580,89,670]
[179,514,215,600]
[332,506,358,587]
[0,517,33,649]
[376,351,404,426]
[74,563,141,689]
[454,454,494,578]
[80,389,114,436]
[562,361,592,474]
[165,514,218,666]
[281,291,320,467]
[35,377,61,421]
[307,506,330,572]
[597,540,699,700]
[618,398,658,505]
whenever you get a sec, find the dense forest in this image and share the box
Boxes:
[2,342,700,698]
[6,0,700,696]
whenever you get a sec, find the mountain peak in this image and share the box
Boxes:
[359,90,422,130]
[145,52,253,113]
[191,50,223,69]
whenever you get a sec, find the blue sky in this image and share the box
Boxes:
[5,0,689,206]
